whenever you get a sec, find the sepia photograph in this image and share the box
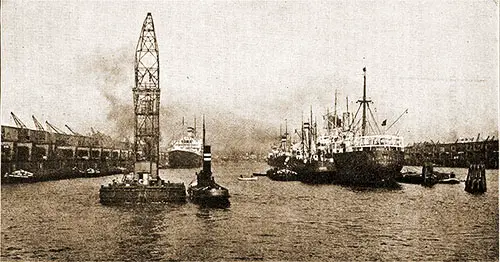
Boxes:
[1,1,498,261]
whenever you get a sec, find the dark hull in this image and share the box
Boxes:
[298,159,337,184]
[168,150,202,169]
[267,156,336,183]
[188,186,230,207]
[332,150,404,185]
[395,173,423,184]
[266,154,288,169]
[267,168,299,181]
[1,176,36,184]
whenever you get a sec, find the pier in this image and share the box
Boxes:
[404,138,498,169]
[1,124,133,182]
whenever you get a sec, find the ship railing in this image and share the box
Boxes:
[351,135,404,148]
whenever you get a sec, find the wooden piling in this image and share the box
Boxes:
[465,164,487,193]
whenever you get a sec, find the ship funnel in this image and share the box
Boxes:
[203,145,212,174]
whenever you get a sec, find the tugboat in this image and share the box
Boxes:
[99,13,186,204]
[266,121,292,170]
[187,118,230,207]
[188,145,230,207]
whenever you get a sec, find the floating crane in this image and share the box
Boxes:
[32,115,45,131]
[133,12,161,180]
[10,112,27,129]
[99,13,186,204]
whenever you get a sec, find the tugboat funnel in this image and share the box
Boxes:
[203,145,212,175]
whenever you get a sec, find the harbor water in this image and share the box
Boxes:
[1,162,498,261]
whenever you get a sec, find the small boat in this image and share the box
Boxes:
[438,178,461,184]
[238,176,257,181]
[9,169,34,178]
[3,169,35,183]
[252,172,267,177]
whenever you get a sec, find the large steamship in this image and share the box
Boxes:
[167,125,202,168]
[328,67,405,185]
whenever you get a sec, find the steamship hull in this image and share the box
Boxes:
[188,186,230,205]
[332,150,404,185]
[167,150,202,168]
[267,154,288,169]
[267,156,336,183]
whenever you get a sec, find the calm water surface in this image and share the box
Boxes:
[1,162,498,261]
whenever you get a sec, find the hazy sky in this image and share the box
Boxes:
[1,1,498,147]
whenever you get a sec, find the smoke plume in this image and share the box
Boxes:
[85,48,278,156]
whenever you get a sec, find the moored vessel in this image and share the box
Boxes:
[329,67,405,185]
[267,117,334,182]
[168,125,202,168]
[331,135,404,185]
[2,169,35,183]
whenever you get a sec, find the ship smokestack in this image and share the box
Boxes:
[203,145,212,175]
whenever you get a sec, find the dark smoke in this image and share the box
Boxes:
[87,47,135,141]
[160,105,278,156]
[84,48,278,156]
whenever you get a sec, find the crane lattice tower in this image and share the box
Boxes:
[133,13,160,179]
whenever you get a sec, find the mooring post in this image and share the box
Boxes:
[465,163,486,193]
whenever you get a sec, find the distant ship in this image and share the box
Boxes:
[168,126,202,168]
[327,67,405,185]
[267,120,335,182]
[267,68,405,185]
[266,133,291,169]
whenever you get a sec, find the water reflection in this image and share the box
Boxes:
[342,181,403,192]
[1,164,497,261]
[194,200,231,209]
[108,204,178,261]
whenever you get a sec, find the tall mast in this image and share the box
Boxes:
[202,115,206,147]
[362,67,367,136]
[285,118,288,152]
[134,12,160,179]
[309,106,313,155]
[345,96,350,130]
[334,89,338,128]
[301,113,305,158]
[326,108,330,133]
[346,96,349,113]
[358,67,371,136]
